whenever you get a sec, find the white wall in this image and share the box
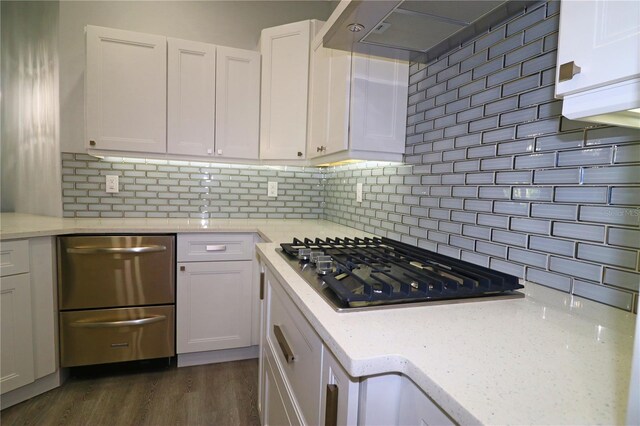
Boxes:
[1,1,62,216]
[59,0,334,154]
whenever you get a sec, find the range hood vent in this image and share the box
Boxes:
[323,0,542,62]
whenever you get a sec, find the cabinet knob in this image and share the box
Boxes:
[89,140,96,146]
[180,266,185,272]
[559,61,581,82]
[207,149,213,155]
[317,146,327,153]
[297,151,303,157]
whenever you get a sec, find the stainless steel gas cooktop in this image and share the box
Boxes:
[278,237,524,312]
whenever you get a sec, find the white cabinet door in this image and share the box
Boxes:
[167,38,216,157]
[349,53,408,154]
[216,46,260,160]
[307,42,350,159]
[260,20,312,160]
[177,261,253,353]
[86,26,166,153]
[320,347,359,426]
[556,0,640,97]
[1,273,35,394]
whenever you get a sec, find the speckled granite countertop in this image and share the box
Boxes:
[0,213,369,242]
[2,213,635,424]
[257,242,637,425]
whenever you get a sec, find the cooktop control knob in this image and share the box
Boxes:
[297,248,312,261]
[316,255,333,275]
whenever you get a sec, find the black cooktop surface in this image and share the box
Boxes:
[279,237,524,310]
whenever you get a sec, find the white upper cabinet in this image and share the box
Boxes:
[86,26,167,153]
[555,1,640,128]
[167,40,260,159]
[87,26,260,160]
[350,53,408,153]
[260,20,317,160]
[167,38,216,157]
[307,38,409,163]
[307,42,350,159]
[215,47,260,159]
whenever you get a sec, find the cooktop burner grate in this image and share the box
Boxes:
[280,237,524,308]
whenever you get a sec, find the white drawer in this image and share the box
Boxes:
[0,240,29,277]
[266,271,323,425]
[177,233,254,262]
[264,342,302,426]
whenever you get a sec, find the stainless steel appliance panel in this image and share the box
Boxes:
[59,305,175,367]
[58,235,175,310]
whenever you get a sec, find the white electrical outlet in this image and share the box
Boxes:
[356,182,363,202]
[105,175,119,193]
[267,181,278,197]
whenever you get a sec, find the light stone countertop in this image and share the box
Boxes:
[256,242,637,426]
[2,213,636,424]
[0,213,369,242]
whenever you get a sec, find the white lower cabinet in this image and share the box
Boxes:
[259,265,358,425]
[1,273,35,393]
[259,261,453,426]
[1,237,58,407]
[176,233,261,365]
[320,346,359,426]
[177,261,252,352]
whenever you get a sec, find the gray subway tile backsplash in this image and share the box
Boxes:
[62,1,639,311]
[572,279,634,311]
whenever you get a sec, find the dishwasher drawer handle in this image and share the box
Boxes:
[273,325,295,363]
[205,244,227,252]
[70,315,167,328]
[66,245,167,254]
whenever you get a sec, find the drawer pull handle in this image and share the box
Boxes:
[273,325,295,363]
[67,245,166,254]
[70,315,166,328]
[325,384,339,426]
[559,61,581,82]
[205,245,227,252]
[260,272,265,300]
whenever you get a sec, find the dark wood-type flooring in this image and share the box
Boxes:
[1,359,260,426]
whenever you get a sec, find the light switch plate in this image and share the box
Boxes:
[356,182,363,202]
[105,175,119,193]
[267,181,278,197]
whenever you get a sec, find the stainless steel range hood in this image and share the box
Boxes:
[323,0,541,62]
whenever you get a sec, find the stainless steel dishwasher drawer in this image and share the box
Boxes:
[57,235,175,310]
[60,305,175,367]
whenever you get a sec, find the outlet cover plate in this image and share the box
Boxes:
[268,181,278,197]
[105,175,119,193]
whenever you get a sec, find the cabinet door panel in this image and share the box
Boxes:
[350,54,408,154]
[556,1,640,97]
[86,26,166,153]
[308,42,350,158]
[1,274,34,394]
[320,347,359,426]
[177,261,252,353]
[260,21,311,160]
[307,40,330,159]
[215,46,260,159]
[325,49,351,156]
[167,38,216,156]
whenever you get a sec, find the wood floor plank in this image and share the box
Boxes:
[1,359,261,426]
